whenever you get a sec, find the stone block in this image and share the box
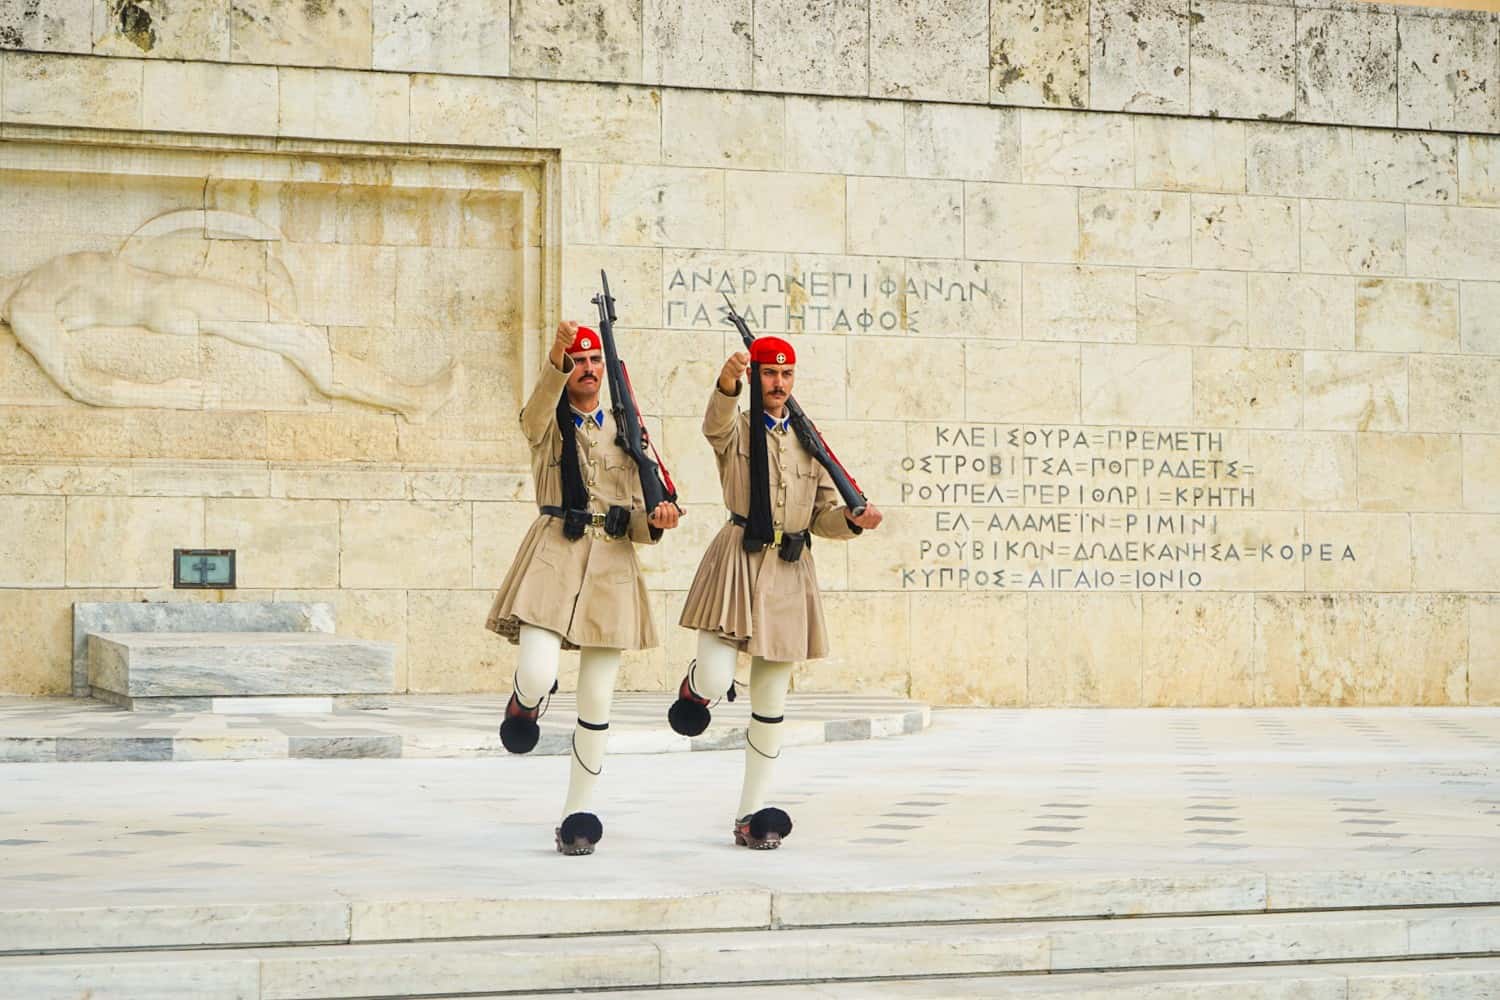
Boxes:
[275,588,408,689]
[599,164,724,249]
[1397,9,1500,133]
[1473,596,1500,704]
[1407,205,1500,282]
[906,259,1020,340]
[88,632,396,701]
[410,75,535,147]
[405,589,516,692]
[1303,352,1407,433]
[660,247,779,333]
[1296,7,1398,128]
[1247,273,1355,350]
[870,0,988,102]
[785,96,903,176]
[847,337,959,421]
[1089,0,1189,114]
[0,0,91,52]
[65,496,203,588]
[1413,514,1500,591]
[1355,278,1458,354]
[794,593,909,697]
[231,0,372,68]
[1,589,129,695]
[847,177,963,260]
[535,81,661,165]
[471,502,541,589]
[0,463,130,497]
[340,500,471,589]
[1410,355,1500,434]
[92,0,229,60]
[1188,0,1295,120]
[1246,431,1356,511]
[1464,435,1500,513]
[1079,189,1190,267]
[1192,348,1300,428]
[965,183,1078,263]
[1246,122,1351,198]
[1189,193,1298,271]
[1027,593,1142,706]
[2,51,141,129]
[1141,593,1253,706]
[966,342,1079,422]
[510,0,642,81]
[1136,269,1245,346]
[1461,283,1500,354]
[1081,343,1192,425]
[373,0,506,74]
[1460,135,1500,207]
[1020,109,1133,187]
[270,466,406,500]
[1304,512,1411,593]
[644,0,753,89]
[1301,199,1407,277]
[394,247,522,330]
[1201,510,1306,591]
[1134,116,1246,192]
[1022,264,1135,343]
[725,172,843,254]
[0,495,63,587]
[990,0,1088,108]
[1351,129,1458,205]
[204,498,341,589]
[752,0,868,97]
[908,594,1024,705]
[567,245,662,329]
[906,103,1019,182]
[662,89,782,170]
[278,67,409,143]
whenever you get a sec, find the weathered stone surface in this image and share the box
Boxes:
[470,501,538,589]
[373,0,507,74]
[0,0,91,52]
[89,632,396,699]
[510,0,642,81]
[796,593,909,696]
[1079,189,1190,267]
[406,589,515,692]
[1350,130,1457,205]
[1301,199,1406,276]
[1246,122,1351,198]
[1407,205,1500,282]
[93,0,230,60]
[1357,433,1461,513]
[0,495,64,587]
[752,0,867,97]
[1135,116,1245,192]
[1192,348,1300,428]
[1080,344,1191,425]
[599,165,723,249]
[1410,355,1500,434]
[535,82,661,165]
[870,0,988,102]
[231,0,372,68]
[1022,263,1134,342]
[847,177,963,259]
[1089,0,1189,114]
[909,593,1026,705]
[989,0,1088,109]
[966,183,1078,262]
[644,0,753,89]
[1247,431,1356,511]
[1136,269,1245,346]
[411,75,535,147]
[205,498,341,589]
[1296,7,1398,128]
[1027,594,1142,706]
[1247,273,1355,350]
[1304,512,1411,593]
[966,341,1079,422]
[142,61,277,136]
[1020,109,1133,187]
[1461,283,1500,354]
[906,103,1019,182]
[340,500,471,589]
[907,259,1020,340]
[786,96,903,176]
[1396,9,1499,133]
[1465,434,1500,514]
[847,337,959,421]
[2,51,141,129]
[725,172,842,254]
[1190,194,1298,271]
[1354,278,1458,354]
[1473,596,1500,704]
[1413,514,1500,591]
[662,89,783,170]
[1142,593,1252,706]
[278,67,409,142]
[65,496,203,589]
[1303,352,1406,433]
[1188,0,1294,120]
[1460,135,1500,207]
[276,588,408,689]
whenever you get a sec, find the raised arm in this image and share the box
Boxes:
[519,322,578,446]
[704,350,748,455]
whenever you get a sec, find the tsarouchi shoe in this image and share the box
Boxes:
[555,812,603,856]
[733,807,792,850]
[667,672,712,737]
[499,692,542,754]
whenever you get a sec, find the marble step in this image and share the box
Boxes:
[87,632,397,707]
[3,906,1499,999]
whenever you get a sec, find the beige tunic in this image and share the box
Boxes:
[678,383,860,662]
[485,356,660,651]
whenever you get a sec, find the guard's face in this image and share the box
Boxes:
[759,364,795,407]
[567,350,605,397]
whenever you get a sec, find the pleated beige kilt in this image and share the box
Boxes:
[678,520,829,663]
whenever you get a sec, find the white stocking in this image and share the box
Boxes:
[561,646,621,818]
[515,624,562,708]
[690,629,739,702]
[737,657,794,819]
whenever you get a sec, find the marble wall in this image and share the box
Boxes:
[0,0,1497,707]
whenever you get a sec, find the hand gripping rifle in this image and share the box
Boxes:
[721,294,868,516]
[593,271,680,538]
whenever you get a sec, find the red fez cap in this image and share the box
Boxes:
[566,326,600,354]
[749,337,796,366]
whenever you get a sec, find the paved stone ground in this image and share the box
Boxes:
[0,692,928,762]
[0,706,1497,913]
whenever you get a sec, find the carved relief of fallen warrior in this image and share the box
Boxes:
[0,209,462,421]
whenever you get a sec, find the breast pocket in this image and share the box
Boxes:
[599,452,637,506]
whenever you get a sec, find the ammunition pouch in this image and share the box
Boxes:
[604,505,632,539]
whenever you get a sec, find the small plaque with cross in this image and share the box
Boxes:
[173,549,236,589]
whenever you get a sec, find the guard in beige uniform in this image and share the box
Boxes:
[487,320,680,855]
[675,336,882,849]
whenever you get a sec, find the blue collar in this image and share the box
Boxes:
[763,413,790,433]
[572,409,604,429]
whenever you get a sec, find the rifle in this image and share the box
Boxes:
[592,271,679,537]
[721,294,868,516]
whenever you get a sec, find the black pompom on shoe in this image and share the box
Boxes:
[499,693,541,754]
[555,812,603,855]
[667,673,712,736]
[734,807,793,849]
